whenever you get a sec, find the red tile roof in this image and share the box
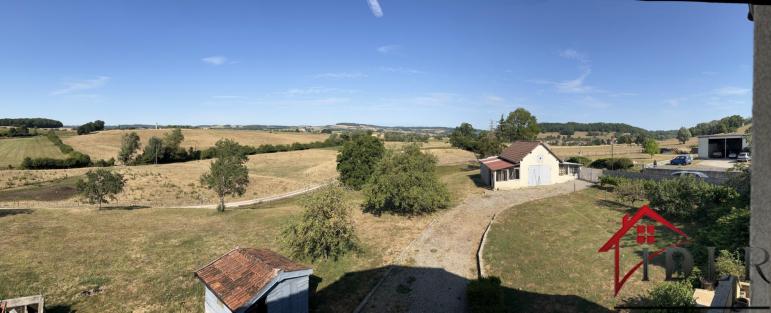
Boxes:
[499,141,562,164]
[481,158,516,170]
[194,248,311,311]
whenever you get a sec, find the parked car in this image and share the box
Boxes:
[728,152,738,158]
[737,152,751,162]
[669,155,693,165]
[712,151,723,158]
[671,171,708,178]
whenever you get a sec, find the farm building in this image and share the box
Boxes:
[697,134,749,159]
[479,141,579,190]
[194,248,313,313]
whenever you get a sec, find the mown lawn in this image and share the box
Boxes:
[483,187,688,312]
[0,164,482,312]
[0,136,66,168]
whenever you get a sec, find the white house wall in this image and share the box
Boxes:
[493,145,575,190]
[204,287,233,313]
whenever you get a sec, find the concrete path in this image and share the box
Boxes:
[360,180,591,313]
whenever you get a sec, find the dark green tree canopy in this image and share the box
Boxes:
[496,108,540,142]
[449,122,477,151]
[117,132,141,165]
[363,144,450,216]
[336,132,385,190]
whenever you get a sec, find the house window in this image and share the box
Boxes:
[510,168,519,179]
[496,169,508,182]
[559,165,568,176]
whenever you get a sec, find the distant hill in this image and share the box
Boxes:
[538,122,647,135]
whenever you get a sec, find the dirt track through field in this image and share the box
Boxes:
[360,180,591,313]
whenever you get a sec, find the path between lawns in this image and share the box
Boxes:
[360,180,592,313]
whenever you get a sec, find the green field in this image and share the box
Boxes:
[0,136,66,168]
[482,187,686,312]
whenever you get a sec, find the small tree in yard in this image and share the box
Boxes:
[676,127,692,144]
[643,139,660,160]
[282,184,358,260]
[200,139,249,212]
[117,132,141,165]
[363,144,451,216]
[336,132,385,190]
[77,169,126,209]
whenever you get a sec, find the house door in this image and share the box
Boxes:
[528,165,551,186]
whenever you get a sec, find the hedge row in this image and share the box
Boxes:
[20,131,114,169]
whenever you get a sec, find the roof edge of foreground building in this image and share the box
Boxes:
[194,247,312,313]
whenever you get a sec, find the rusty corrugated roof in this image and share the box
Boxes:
[194,248,310,311]
[481,158,516,170]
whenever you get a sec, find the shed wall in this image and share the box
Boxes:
[204,287,233,313]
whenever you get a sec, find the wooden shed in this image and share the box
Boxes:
[194,248,312,313]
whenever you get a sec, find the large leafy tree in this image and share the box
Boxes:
[472,131,504,159]
[363,144,451,215]
[496,108,540,142]
[117,132,141,165]
[76,169,126,210]
[449,122,477,151]
[282,184,358,260]
[676,127,692,144]
[200,139,250,212]
[336,132,385,190]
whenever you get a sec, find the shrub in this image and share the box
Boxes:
[337,132,385,190]
[599,175,622,189]
[282,184,358,260]
[614,178,648,205]
[646,176,739,221]
[715,250,745,279]
[363,144,451,215]
[21,152,92,169]
[589,158,634,170]
[566,156,591,167]
[466,277,505,313]
[640,281,695,312]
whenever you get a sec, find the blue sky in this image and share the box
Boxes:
[0,0,753,130]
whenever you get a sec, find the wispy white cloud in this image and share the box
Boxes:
[485,95,504,102]
[201,56,232,66]
[712,86,750,96]
[559,49,589,64]
[314,72,367,79]
[379,66,423,74]
[281,87,357,96]
[51,76,110,95]
[367,0,383,17]
[377,45,401,55]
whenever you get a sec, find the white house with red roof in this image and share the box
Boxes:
[479,141,580,190]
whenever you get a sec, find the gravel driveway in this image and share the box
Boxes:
[360,180,592,313]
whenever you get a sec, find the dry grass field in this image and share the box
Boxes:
[0,136,67,168]
[550,144,643,158]
[0,149,338,209]
[0,164,483,313]
[63,129,329,160]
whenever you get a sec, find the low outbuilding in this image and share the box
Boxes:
[697,133,750,159]
[479,141,579,190]
[194,247,312,313]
